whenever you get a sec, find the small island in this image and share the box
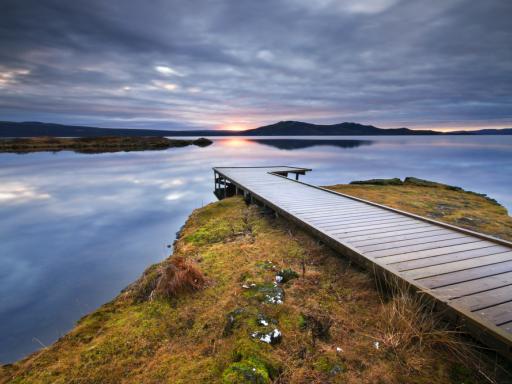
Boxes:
[0,136,213,154]
[1,179,511,383]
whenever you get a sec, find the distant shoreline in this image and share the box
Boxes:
[1,120,511,138]
[0,136,212,154]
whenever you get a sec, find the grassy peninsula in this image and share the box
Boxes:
[0,136,212,154]
[2,180,512,383]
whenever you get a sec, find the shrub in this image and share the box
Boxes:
[350,178,403,186]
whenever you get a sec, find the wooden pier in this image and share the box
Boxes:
[213,166,512,358]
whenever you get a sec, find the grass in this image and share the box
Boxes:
[1,181,512,383]
[0,136,212,153]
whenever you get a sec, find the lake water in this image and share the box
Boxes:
[1,135,511,362]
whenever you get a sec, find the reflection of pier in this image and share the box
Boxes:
[213,166,512,360]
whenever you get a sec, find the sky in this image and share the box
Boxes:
[0,0,511,131]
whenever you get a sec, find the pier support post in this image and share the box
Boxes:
[295,173,299,180]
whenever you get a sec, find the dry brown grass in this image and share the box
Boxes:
[153,256,207,298]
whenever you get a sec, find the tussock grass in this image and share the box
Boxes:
[153,256,207,299]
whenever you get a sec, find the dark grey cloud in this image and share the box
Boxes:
[0,0,511,130]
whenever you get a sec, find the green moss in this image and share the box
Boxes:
[243,283,284,304]
[222,358,270,384]
[185,219,236,245]
[255,260,278,271]
[222,308,246,337]
[276,268,298,283]
[297,314,308,330]
[449,363,479,384]
[225,339,278,382]
[313,355,346,376]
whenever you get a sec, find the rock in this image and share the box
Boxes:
[302,313,332,341]
[251,328,282,345]
[246,283,284,304]
[276,268,298,283]
[329,364,345,376]
[222,308,245,337]
[256,313,276,327]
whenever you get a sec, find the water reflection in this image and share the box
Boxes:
[0,135,511,362]
[247,138,373,150]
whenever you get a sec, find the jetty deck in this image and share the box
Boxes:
[213,166,512,358]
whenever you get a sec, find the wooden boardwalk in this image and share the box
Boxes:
[213,166,512,358]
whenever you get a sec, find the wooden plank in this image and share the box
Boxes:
[300,210,384,221]
[392,246,511,271]
[300,207,384,220]
[317,216,408,229]
[280,198,349,206]
[343,225,440,244]
[288,202,361,210]
[358,232,467,252]
[337,223,434,241]
[377,241,494,264]
[351,228,449,247]
[367,237,482,258]
[432,271,512,300]
[307,212,395,224]
[403,251,512,280]
[474,301,512,326]
[281,201,355,208]
[291,207,373,217]
[419,260,512,289]
[451,285,512,311]
[293,205,378,215]
[500,322,512,334]
[330,219,416,235]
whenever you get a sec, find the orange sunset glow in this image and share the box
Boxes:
[220,124,248,132]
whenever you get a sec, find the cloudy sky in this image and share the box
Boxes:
[1,0,511,131]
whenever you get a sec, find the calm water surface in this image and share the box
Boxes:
[1,135,511,362]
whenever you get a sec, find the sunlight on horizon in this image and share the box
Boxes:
[219,124,249,131]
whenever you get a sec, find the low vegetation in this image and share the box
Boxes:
[1,181,512,383]
[0,136,212,154]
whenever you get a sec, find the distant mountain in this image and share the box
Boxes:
[242,121,442,136]
[451,128,512,135]
[0,121,229,137]
[1,120,511,137]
